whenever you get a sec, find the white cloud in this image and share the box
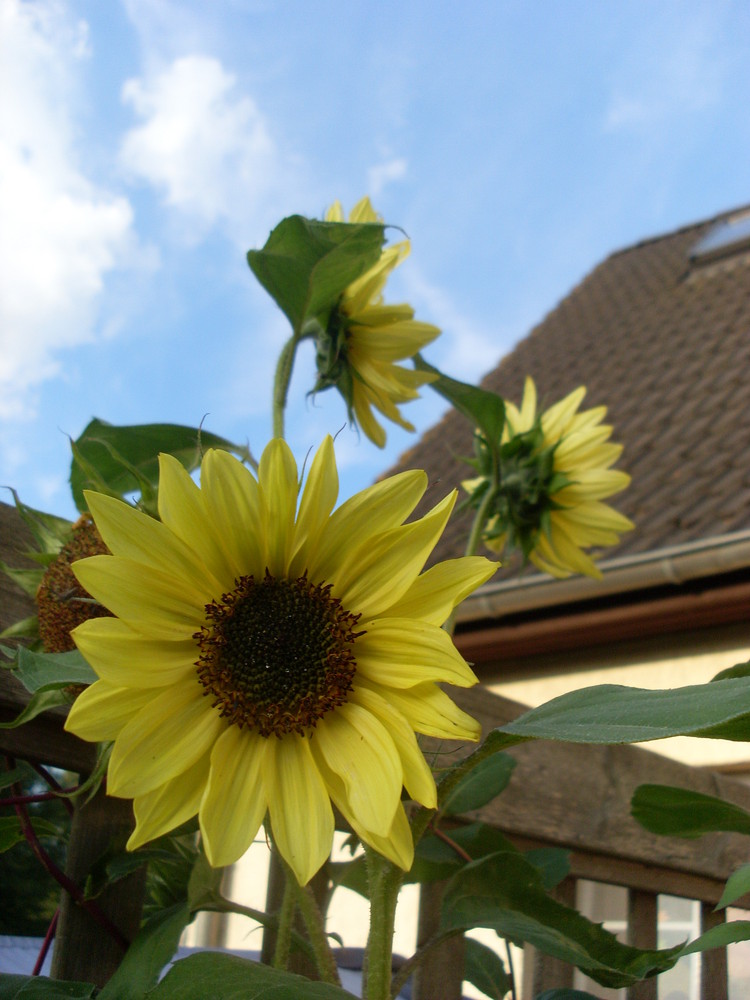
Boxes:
[120,55,287,239]
[0,0,135,420]
[367,157,408,197]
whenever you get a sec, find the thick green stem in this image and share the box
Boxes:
[363,846,404,1000]
[272,335,298,439]
[289,875,341,986]
[272,872,295,970]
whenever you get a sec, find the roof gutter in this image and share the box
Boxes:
[455,530,750,625]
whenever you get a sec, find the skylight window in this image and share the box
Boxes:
[690,211,750,264]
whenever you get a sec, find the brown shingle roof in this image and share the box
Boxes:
[390,206,750,569]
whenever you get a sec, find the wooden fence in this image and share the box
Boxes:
[2,501,749,998]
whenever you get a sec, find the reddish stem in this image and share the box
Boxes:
[4,755,130,952]
[32,909,59,976]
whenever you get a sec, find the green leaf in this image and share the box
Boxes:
[497,679,750,745]
[187,846,224,911]
[0,688,73,730]
[716,864,750,910]
[69,419,250,512]
[0,561,45,599]
[98,902,192,1000]
[247,215,385,335]
[631,784,750,838]
[0,976,97,998]
[463,938,512,999]
[11,647,96,693]
[0,816,62,852]
[535,991,605,1000]
[4,489,73,555]
[414,355,506,447]
[442,751,516,816]
[679,919,750,956]
[441,852,681,988]
[713,659,750,682]
[0,761,34,790]
[146,952,356,999]
[524,848,571,892]
[408,823,519,884]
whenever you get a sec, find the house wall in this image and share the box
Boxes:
[482,620,750,768]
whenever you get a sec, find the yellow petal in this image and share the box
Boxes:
[157,453,236,587]
[200,449,264,580]
[383,556,497,626]
[542,385,586,440]
[350,686,436,808]
[200,726,268,867]
[128,753,211,850]
[73,556,204,638]
[333,492,456,618]
[289,436,338,579]
[73,617,197,688]
[64,680,154,742]
[315,752,414,870]
[313,702,401,836]
[108,683,223,798]
[258,439,299,576]
[309,470,426,583]
[354,618,478,689]
[356,678,481,742]
[84,491,222,598]
[264,736,334,885]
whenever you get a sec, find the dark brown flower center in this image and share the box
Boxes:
[194,572,362,738]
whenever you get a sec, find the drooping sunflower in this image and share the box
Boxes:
[314,197,440,448]
[65,437,495,884]
[466,377,633,579]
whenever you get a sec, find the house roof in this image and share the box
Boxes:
[391,205,750,582]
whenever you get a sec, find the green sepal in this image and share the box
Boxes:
[4,488,72,555]
[0,560,45,599]
[247,214,385,336]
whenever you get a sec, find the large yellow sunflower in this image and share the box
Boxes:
[317,197,440,448]
[471,377,633,579]
[65,437,495,884]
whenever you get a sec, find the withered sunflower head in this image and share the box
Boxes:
[36,514,112,653]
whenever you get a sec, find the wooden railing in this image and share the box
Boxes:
[2,501,748,997]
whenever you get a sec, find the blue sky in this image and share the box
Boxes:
[2,0,749,520]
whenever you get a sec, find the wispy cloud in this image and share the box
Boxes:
[119,54,301,245]
[0,0,136,420]
[367,157,408,198]
[603,11,725,133]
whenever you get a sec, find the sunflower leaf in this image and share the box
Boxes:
[98,902,191,1000]
[145,952,356,998]
[441,851,681,987]
[247,215,385,336]
[414,355,506,448]
[69,419,252,512]
[679,919,750,956]
[495,679,750,744]
[8,646,96,693]
[631,784,750,839]
[716,864,750,910]
[441,751,516,816]
[463,937,512,999]
[0,976,97,998]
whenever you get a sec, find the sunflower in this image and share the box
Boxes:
[467,377,633,579]
[314,197,440,448]
[65,437,495,884]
